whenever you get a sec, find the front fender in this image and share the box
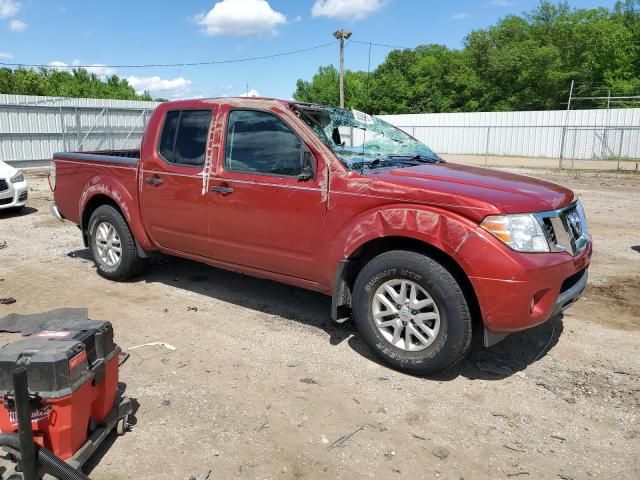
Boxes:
[327,204,480,286]
[79,174,154,251]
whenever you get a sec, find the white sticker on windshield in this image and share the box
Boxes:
[352,109,374,125]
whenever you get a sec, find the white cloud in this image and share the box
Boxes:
[0,52,13,60]
[9,18,26,31]
[48,61,69,69]
[194,0,286,36]
[239,89,260,97]
[311,0,385,21]
[46,59,192,98]
[47,60,116,78]
[126,75,192,99]
[0,0,19,18]
[488,0,514,6]
[451,12,471,20]
[46,60,193,99]
[71,60,116,77]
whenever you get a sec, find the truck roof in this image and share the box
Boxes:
[158,97,292,110]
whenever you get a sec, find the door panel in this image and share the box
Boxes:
[208,108,327,281]
[209,176,325,280]
[141,107,216,257]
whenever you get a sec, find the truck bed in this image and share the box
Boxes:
[53,149,140,226]
[53,149,140,164]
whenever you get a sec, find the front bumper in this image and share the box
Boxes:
[482,267,588,347]
[0,178,28,210]
[550,267,588,318]
[456,226,592,341]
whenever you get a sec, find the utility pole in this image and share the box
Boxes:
[333,29,352,108]
[559,79,574,169]
[566,79,574,112]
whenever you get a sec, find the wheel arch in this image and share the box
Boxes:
[331,236,481,328]
[81,195,119,244]
[81,195,152,258]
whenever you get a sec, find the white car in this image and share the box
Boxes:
[0,160,28,211]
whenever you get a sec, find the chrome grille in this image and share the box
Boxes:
[541,218,557,244]
[535,202,589,256]
[0,179,7,192]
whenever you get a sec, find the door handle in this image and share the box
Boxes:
[145,177,164,186]
[211,185,234,195]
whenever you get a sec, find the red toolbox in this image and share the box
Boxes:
[37,319,120,424]
[0,320,121,461]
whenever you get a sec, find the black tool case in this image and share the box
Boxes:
[36,319,116,366]
[0,337,91,399]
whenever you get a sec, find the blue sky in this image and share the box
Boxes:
[0,0,620,100]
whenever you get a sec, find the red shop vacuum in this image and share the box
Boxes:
[0,318,132,479]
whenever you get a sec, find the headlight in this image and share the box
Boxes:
[575,200,590,238]
[480,214,550,252]
[10,172,24,184]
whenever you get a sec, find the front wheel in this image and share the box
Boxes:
[88,205,143,281]
[352,250,472,376]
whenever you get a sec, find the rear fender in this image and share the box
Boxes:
[79,175,154,251]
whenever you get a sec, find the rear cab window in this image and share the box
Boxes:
[158,110,212,167]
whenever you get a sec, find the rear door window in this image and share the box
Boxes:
[158,111,180,162]
[158,110,212,166]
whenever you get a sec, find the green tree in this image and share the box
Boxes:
[294,1,640,113]
[0,67,161,101]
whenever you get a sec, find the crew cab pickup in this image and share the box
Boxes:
[49,98,592,375]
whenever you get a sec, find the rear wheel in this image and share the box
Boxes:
[88,205,142,281]
[352,250,472,375]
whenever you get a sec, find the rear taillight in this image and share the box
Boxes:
[49,160,56,191]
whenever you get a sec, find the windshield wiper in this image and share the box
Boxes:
[350,158,383,170]
[351,158,415,170]
[350,158,428,171]
[388,154,441,164]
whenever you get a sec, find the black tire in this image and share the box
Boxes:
[88,205,143,281]
[352,250,472,376]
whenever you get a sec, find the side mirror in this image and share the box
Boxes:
[298,150,315,182]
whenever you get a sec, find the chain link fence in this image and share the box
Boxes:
[560,126,640,169]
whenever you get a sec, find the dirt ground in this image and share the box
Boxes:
[0,166,639,480]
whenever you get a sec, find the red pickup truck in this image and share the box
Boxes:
[49,98,591,375]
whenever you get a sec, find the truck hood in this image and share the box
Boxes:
[366,162,575,220]
[0,160,17,179]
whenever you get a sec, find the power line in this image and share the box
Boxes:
[351,40,414,50]
[352,38,640,51]
[0,42,337,70]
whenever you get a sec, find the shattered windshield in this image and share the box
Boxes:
[293,104,441,171]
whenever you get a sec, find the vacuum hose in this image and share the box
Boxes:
[0,433,90,480]
[12,367,38,480]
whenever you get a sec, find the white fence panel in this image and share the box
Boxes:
[0,95,159,165]
[381,108,640,160]
[1,95,639,165]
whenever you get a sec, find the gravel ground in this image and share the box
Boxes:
[0,168,639,480]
